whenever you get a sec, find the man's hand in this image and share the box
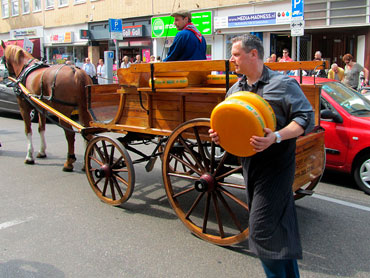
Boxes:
[208,129,220,145]
[250,128,275,152]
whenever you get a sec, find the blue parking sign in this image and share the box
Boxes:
[292,0,304,19]
[109,18,122,32]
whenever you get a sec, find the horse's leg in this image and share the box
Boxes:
[36,113,47,158]
[59,120,76,172]
[19,104,35,164]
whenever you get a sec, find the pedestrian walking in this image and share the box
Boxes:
[82,58,97,84]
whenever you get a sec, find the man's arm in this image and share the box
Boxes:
[163,34,184,61]
[250,121,304,152]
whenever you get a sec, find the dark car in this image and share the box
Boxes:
[0,79,39,122]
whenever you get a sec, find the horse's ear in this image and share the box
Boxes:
[0,40,5,50]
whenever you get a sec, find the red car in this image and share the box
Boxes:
[292,76,370,194]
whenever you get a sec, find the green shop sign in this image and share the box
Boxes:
[151,11,212,38]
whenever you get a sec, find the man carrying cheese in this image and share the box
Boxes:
[163,10,207,61]
[209,34,314,277]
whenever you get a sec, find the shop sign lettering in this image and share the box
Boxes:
[122,25,143,38]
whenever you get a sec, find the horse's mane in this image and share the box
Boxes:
[5,44,35,65]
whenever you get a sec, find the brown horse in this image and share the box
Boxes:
[1,41,92,171]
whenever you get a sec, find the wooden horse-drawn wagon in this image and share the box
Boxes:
[12,59,327,246]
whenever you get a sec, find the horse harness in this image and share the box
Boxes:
[16,59,77,107]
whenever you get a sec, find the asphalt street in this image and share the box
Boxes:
[0,113,369,278]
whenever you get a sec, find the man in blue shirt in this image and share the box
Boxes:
[163,10,207,61]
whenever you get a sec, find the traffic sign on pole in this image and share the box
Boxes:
[290,19,305,37]
[292,0,304,19]
[109,18,123,32]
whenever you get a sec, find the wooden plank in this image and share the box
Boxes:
[138,87,227,94]
[266,60,329,71]
[129,60,232,73]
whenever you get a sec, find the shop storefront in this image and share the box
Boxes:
[44,24,89,66]
[0,26,44,59]
[120,17,152,63]
[213,2,293,61]
[213,0,370,69]
[151,11,213,60]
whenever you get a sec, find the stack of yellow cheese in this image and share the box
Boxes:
[206,74,239,85]
[149,72,189,88]
[210,91,276,157]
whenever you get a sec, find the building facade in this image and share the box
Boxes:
[0,0,369,70]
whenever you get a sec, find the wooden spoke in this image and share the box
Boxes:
[193,126,210,171]
[219,187,249,211]
[162,119,249,246]
[168,152,202,175]
[174,187,195,199]
[112,177,124,199]
[178,135,205,172]
[102,178,108,197]
[202,192,211,233]
[185,191,205,219]
[92,145,105,164]
[212,192,225,238]
[216,166,243,181]
[216,190,243,233]
[109,178,116,201]
[84,136,135,206]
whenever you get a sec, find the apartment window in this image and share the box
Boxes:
[1,0,9,17]
[74,0,85,4]
[58,0,67,6]
[33,0,41,11]
[11,0,19,16]
[45,0,54,9]
[22,0,30,13]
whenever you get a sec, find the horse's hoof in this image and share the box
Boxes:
[63,166,74,172]
[25,159,35,165]
[37,153,47,159]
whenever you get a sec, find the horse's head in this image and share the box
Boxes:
[1,43,34,78]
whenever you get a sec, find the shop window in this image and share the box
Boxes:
[11,0,19,16]
[1,0,9,17]
[33,0,41,11]
[22,0,30,14]
[45,0,54,9]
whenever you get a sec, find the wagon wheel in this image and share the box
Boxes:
[84,136,135,206]
[162,118,249,246]
[158,137,195,175]
[294,139,326,200]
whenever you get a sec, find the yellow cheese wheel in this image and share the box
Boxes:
[226,91,276,131]
[149,77,188,88]
[210,99,266,157]
[206,74,239,85]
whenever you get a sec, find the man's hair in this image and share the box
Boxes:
[331,63,338,69]
[231,34,264,60]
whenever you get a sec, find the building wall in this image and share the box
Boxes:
[0,0,263,32]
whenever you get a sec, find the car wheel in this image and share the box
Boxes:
[353,153,370,195]
[30,109,39,123]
